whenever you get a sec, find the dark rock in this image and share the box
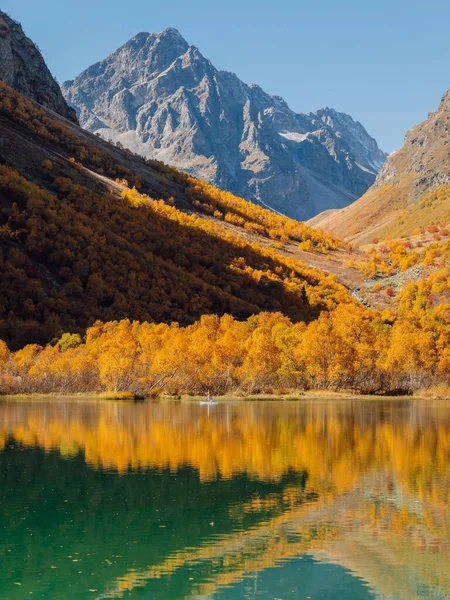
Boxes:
[0,11,78,123]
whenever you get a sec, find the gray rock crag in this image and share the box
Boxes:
[0,12,78,123]
[63,28,386,219]
[374,89,450,194]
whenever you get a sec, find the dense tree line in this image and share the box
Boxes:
[0,302,449,396]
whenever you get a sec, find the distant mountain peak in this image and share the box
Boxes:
[62,29,387,220]
[127,27,189,54]
[128,27,186,42]
[160,26,185,39]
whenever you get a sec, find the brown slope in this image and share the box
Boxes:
[309,90,450,244]
[0,82,359,349]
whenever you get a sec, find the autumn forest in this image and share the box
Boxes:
[3,7,450,600]
[0,80,449,397]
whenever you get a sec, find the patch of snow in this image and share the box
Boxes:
[278,131,310,143]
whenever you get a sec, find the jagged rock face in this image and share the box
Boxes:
[306,90,450,243]
[0,12,78,123]
[63,28,386,220]
[374,89,450,194]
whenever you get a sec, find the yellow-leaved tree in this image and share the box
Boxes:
[86,321,141,392]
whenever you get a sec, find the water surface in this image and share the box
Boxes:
[0,398,449,599]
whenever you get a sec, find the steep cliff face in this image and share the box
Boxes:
[0,12,78,123]
[309,90,450,243]
[63,29,386,220]
[374,89,450,192]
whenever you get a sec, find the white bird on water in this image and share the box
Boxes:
[200,391,218,406]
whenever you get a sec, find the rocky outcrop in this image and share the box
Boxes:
[307,89,450,242]
[374,89,450,194]
[0,12,78,123]
[63,28,386,220]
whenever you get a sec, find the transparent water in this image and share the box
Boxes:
[0,398,449,599]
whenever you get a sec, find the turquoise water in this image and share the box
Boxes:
[0,398,449,599]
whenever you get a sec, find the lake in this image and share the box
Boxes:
[0,398,449,599]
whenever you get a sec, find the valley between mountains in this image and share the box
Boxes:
[0,10,449,396]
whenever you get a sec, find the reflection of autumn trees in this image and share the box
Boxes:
[1,401,449,502]
[0,400,441,600]
[1,400,450,599]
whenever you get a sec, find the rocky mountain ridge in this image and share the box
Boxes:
[62,28,387,220]
[0,11,78,123]
[309,89,450,242]
[374,89,450,192]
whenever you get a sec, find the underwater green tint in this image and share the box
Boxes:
[0,398,449,599]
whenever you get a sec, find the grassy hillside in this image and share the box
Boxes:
[309,90,450,243]
[0,82,354,348]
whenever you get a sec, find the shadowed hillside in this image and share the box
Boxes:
[0,82,355,348]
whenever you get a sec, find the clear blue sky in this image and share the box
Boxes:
[3,0,450,152]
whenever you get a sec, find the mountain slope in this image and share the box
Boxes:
[310,90,450,243]
[62,29,387,221]
[0,11,78,123]
[0,80,360,349]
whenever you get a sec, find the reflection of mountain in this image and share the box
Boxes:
[0,442,305,599]
[0,399,449,599]
[98,473,450,600]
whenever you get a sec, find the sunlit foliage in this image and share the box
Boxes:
[0,81,351,348]
[1,302,449,396]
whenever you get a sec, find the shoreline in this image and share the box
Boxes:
[0,390,449,402]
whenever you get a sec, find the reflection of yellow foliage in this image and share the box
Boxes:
[2,400,450,599]
[1,401,450,501]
